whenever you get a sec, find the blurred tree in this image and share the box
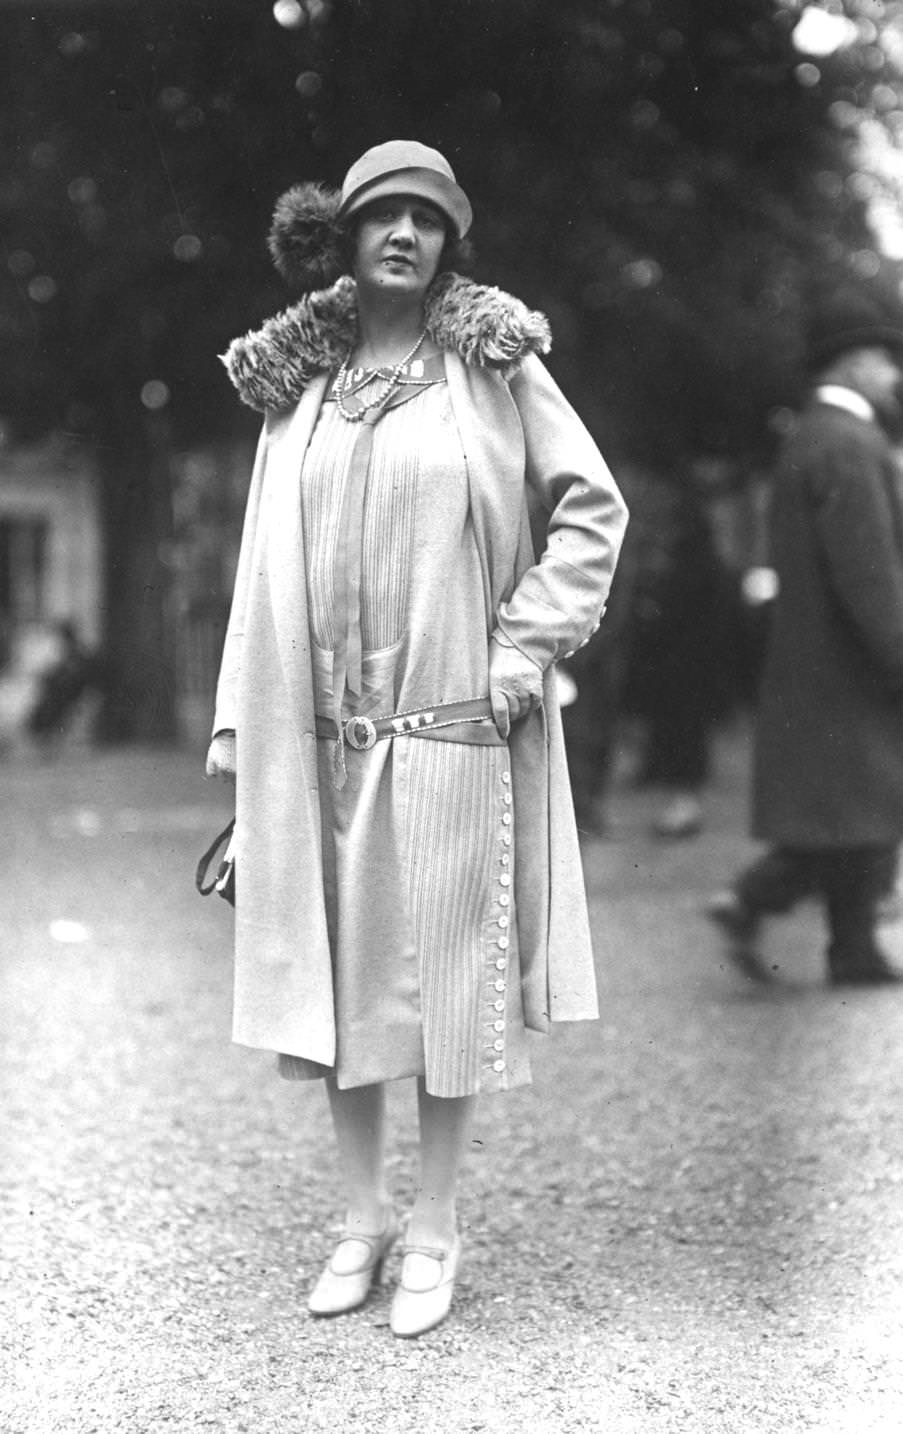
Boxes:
[312,0,903,464]
[1,3,313,738]
[1,0,902,736]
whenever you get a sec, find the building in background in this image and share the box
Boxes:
[168,439,253,746]
[0,434,102,646]
[0,436,103,746]
[0,432,253,749]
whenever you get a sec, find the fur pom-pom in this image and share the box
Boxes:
[267,183,346,293]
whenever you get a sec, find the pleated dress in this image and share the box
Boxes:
[278,354,533,1096]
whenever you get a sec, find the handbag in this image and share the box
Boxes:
[195,818,236,907]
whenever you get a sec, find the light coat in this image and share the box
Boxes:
[753,397,903,847]
[214,274,628,1066]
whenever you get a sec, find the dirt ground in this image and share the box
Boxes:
[3,726,903,1432]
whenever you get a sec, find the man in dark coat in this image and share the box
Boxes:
[709,294,903,986]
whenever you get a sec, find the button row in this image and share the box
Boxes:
[490,766,513,1078]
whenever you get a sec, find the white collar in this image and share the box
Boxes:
[815,384,875,424]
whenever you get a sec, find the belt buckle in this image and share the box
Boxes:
[343,715,378,751]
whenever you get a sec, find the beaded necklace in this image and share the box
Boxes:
[333,329,428,423]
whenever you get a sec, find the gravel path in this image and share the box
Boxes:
[3,730,903,1432]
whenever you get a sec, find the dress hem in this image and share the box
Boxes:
[275,1048,534,1096]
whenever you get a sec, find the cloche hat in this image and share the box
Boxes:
[267,140,472,294]
[337,140,472,239]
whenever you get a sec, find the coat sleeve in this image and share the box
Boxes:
[493,353,629,669]
[211,423,269,736]
[806,424,903,693]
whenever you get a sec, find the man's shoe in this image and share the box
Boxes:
[706,891,773,982]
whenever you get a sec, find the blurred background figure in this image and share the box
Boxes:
[0,621,62,755]
[1,618,105,758]
[559,563,633,839]
[708,290,903,988]
[562,466,760,840]
[25,618,103,756]
[616,469,748,839]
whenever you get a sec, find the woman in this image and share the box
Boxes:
[206,140,628,1338]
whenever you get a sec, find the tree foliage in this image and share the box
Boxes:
[310,0,903,463]
[1,0,902,731]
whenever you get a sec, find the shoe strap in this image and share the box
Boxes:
[327,1225,395,1276]
[336,1230,381,1250]
[337,1219,394,1247]
[401,1242,452,1261]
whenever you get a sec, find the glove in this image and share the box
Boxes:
[205,729,236,782]
[489,635,543,738]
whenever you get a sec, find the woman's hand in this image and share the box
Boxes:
[205,730,236,782]
[489,636,544,738]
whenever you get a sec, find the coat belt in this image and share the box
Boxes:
[316,697,497,750]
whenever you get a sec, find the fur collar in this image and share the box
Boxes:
[221,272,552,412]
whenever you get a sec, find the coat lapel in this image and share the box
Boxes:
[444,354,530,610]
[264,377,329,742]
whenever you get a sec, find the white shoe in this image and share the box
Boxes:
[390,1235,462,1338]
[308,1210,399,1317]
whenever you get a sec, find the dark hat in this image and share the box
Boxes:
[805,290,903,371]
[338,140,472,239]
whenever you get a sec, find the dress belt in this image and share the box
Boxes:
[316,697,496,751]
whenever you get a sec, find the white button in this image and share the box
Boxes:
[493,1039,504,1052]
[494,999,505,1012]
[495,958,507,971]
[499,873,511,886]
[494,979,506,992]
[498,936,510,950]
[502,834,512,846]
[501,771,511,783]
[503,793,512,806]
[501,854,510,865]
[493,1059,505,1073]
[502,813,512,825]
[499,894,510,906]
[493,1019,505,1033]
[498,915,509,928]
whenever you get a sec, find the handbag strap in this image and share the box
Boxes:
[196,818,236,896]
